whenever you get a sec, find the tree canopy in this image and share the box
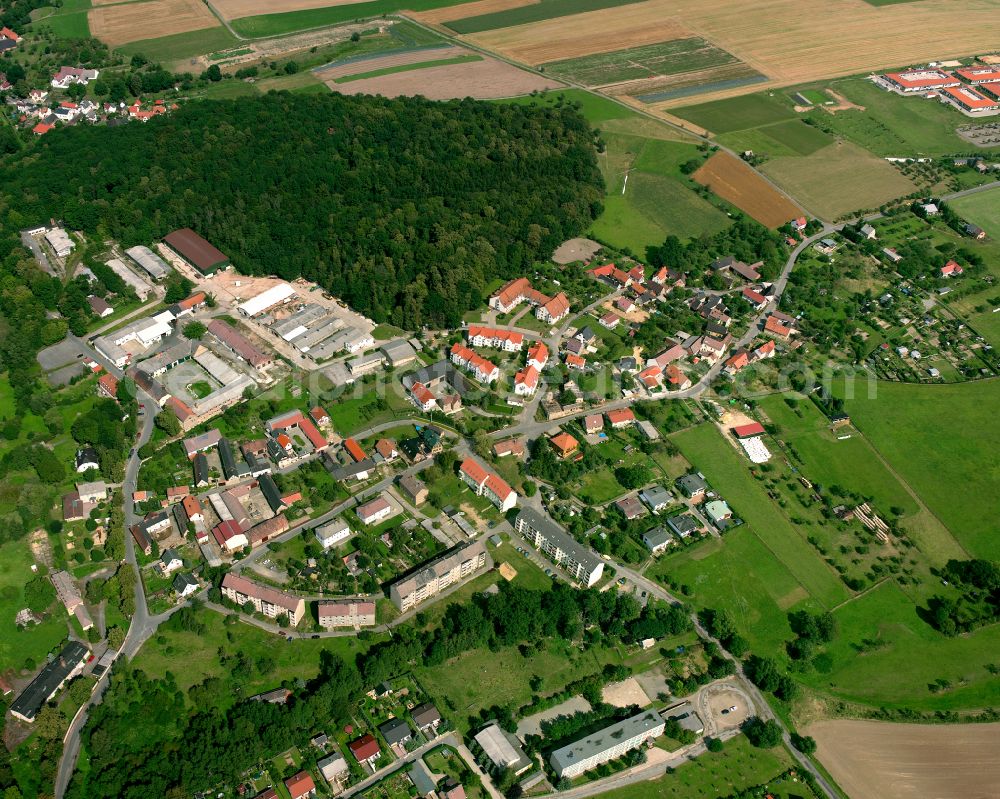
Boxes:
[8,92,604,329]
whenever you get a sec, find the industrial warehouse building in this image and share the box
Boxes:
[164,228,230,275]
[125,245,171,281]
[10,641,90,723]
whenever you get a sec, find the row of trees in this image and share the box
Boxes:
[922,559,1000,635]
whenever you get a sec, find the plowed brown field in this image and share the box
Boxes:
[412,0,537,25]
[213,0,373,19]
[692,151,802,227]
[808,719,1000,799]
[89,0,219,46]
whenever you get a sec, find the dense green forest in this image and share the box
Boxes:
[6,92,604,328]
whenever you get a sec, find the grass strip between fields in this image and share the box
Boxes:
[332,54,482,84]
[445,0,645,35]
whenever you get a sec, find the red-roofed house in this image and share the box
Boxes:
[637,366,663,391]
[607,408,635,428]
[0,27,21,42]
[733,422,766,439]
[451,344,500,384]
[213,519,247,552]
[549,431,579,459]
[489,278,532,313]
[941,260,964,277]
[665,364,691,390]
[493,439,525,459]
[882,69,958,92]
[514,364,540,396]
[310,406,331,428]
[176,292,206,313]
[742,287,767,310]
[526,341,548,370]
[284,771,316,799]
[97,372,119,400]
[583,414,603,434]
[344,438,366,462]
[459,458,517,511]
[537,292,570,324]
[32,123,54,136]
[725,350,750,375]
[349,734,380,764]
[409,381,437,412]
[375,439,398,462]
[753,339,776,360]
[599,311,620,330]
[467,325,524,351]
[764,315,792,340]
[357,496,392,526]
[566,353,586,370]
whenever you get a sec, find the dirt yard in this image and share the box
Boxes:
[602,677,651,708]
[213,0,370,20]
[412,0,538,26]
[327,54,561,99]
[464,0,1000,103]
[693,151,802,228]
[315,45,466,80]
[89,0,220,46]
[552,237,601,265]
[808,719,1000,799]
[702,688,749,732]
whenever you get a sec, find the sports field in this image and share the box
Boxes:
[949,186,1000,240]
[538,37,742,88]
[692,151,803,228]
[809,720,1000,799]
[761,141,917,219]
[839,379,1000,560]
[89,0,220,46]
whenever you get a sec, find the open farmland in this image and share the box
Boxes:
[89,0,220,46]
[414,0,537,25]
[839,379,1000,560]
[213,0,373,21]
[692,151,803,227]
[540,37,739,87]
[444,0,644,35]
[761,141,918,219]
[808,720,1000,799]
[326,52,560,98]
[315,44,466,80]
[465,0,1000,106]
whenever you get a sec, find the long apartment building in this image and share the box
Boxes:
[514,507,604,587]
[388,540,489,611]
[549,710,664,779]
[459,457,517,512]
[318,599,376,629]
[222,573,305,625]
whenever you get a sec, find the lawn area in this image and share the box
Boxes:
[446,0,644,34]
[649,529,815,654]
[0,540,69,674]
[809,77,1000,157]
[949,186,1000,240]
[323,385,413,436]
[253,71,328,94]
[672,424,849,608]
[372,323,408,341]
[32,7,90,37]
[672,93,796,135]
[230,0,465,37]
[758,394,966,566]
[761,140,917,219]
[837,379,1000,560]
[800,580,1000,711]
[132,606,381,703]
[118,27,240,65]
[597,735,795,799]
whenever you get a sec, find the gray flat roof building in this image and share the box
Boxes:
[11,641,90,723]
[514,507,604,587]
[381,338,417,367]
[125,245,171,281]
[549,711,664,779]
[473,723,531,775]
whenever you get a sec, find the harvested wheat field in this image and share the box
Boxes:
[692,151,802,227]
[467,0,1000,101]
[808,719,1000,799]
[213,0,371,21]
[314,45,466,80]
[412,0,537,26]
[327,54,561,99]
[89,0,220,46]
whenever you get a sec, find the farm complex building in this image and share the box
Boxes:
[941,85,1000,113]
[164,228,230,274]
[882,69,959,92]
